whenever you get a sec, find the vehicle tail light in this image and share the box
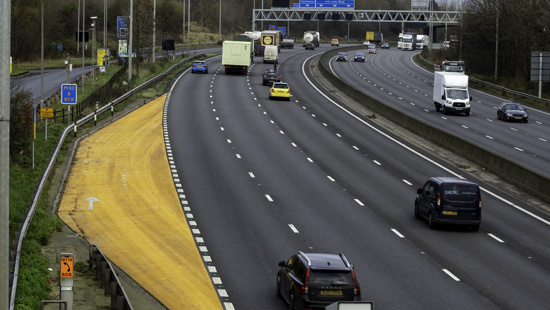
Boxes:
[271,89,275,93]
[351,270,361,296]
[287,89,290,94]
[301,268,310,294]
[436,194,441,210]
[479,196,482,210]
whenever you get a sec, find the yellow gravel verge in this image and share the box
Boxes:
[58,94,222,309]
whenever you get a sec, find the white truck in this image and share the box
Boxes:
[397,33,403,49]
[416,34,429,50]
[433,72,472,116]
[402,33,416,51]
[222,41,252,74]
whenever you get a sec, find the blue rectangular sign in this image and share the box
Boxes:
[117,16,128,39]
[298,0,354,8]
[61,84,77,104]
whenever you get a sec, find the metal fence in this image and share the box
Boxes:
[9,53,205,310]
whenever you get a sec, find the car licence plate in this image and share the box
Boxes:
[443,211,457,215]
[320,290,342,296]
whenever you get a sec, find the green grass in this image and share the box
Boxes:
[10,51,216,309]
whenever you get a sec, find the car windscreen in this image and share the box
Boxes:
[446,89,469,100]
[441,184,479,202]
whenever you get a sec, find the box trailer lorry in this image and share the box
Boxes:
[416,34,429,50]
[222,41,252,74]
[366,31,383,44]
[433,72,472,116]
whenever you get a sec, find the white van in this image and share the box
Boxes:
[263,45,278,64]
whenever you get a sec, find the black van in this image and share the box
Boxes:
[415,177,481,231]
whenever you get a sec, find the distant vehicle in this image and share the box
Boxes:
[303,31,320,47]
[336,52,347,62]
[261,30,282,51]
[365,31,383,44]
[263,45,278,64]
[277,252,361,309]
[437,60,465,73]
[433,72,472,115]
[353,52,365,62]
[497,102,529,122]
[402,33,416,51]
[450,34,459,48]
[305,42,315,50]
[191,61,208,74]
[331,38,340,46]
[415,177,482,231]
[381,42,390,49]
[222,41,252,74]
[262,69,280,85]
[363,40,370,45]
[397,33,403,49]
[281,36,295,49]
[416,34,429,50]
[367,44,377,54]
[443,41,450,49]
[269,82,291,100]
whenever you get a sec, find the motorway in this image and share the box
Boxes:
[22,45,550,309]
[166,46,550,309]
[329,48,550,179]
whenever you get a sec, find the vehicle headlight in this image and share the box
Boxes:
[506,113,513,117]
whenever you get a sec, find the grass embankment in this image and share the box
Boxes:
[11,52,215,309]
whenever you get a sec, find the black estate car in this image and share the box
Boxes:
[277,252,361,309]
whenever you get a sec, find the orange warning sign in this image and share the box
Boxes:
[60,256,73,278]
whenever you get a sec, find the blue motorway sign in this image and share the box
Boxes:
[61,84,77,104]
[295,0,354,8]
[276,27,286,35]
[117,16,128,39]
[317,0,354,8]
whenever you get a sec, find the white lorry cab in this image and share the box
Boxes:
[263,45,279,64]
[398,33,403,49]
[433,72,472,116]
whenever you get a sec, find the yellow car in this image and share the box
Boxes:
[269,82,291,101]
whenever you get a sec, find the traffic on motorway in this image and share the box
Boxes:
[24,42,550,309]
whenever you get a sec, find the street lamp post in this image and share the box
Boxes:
[91,16,97,88]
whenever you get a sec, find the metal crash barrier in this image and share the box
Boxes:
[89,244,134,310]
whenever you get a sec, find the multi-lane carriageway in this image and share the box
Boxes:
[60,45,550,309]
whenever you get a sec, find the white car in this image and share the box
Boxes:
[363,40,370,45]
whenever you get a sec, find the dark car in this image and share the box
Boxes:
[497,102,529,123]
[415,177,482,231]
[277,252,361,309]
[262,69,281,85]
[336,52,347,62]
[353,52,365,62]
[305,43,315,50]
[381,42,390,49]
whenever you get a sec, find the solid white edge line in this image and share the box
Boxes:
[301,54,550,227]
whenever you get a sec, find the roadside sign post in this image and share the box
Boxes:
[60,253,74,310]
[61,84,77,125]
